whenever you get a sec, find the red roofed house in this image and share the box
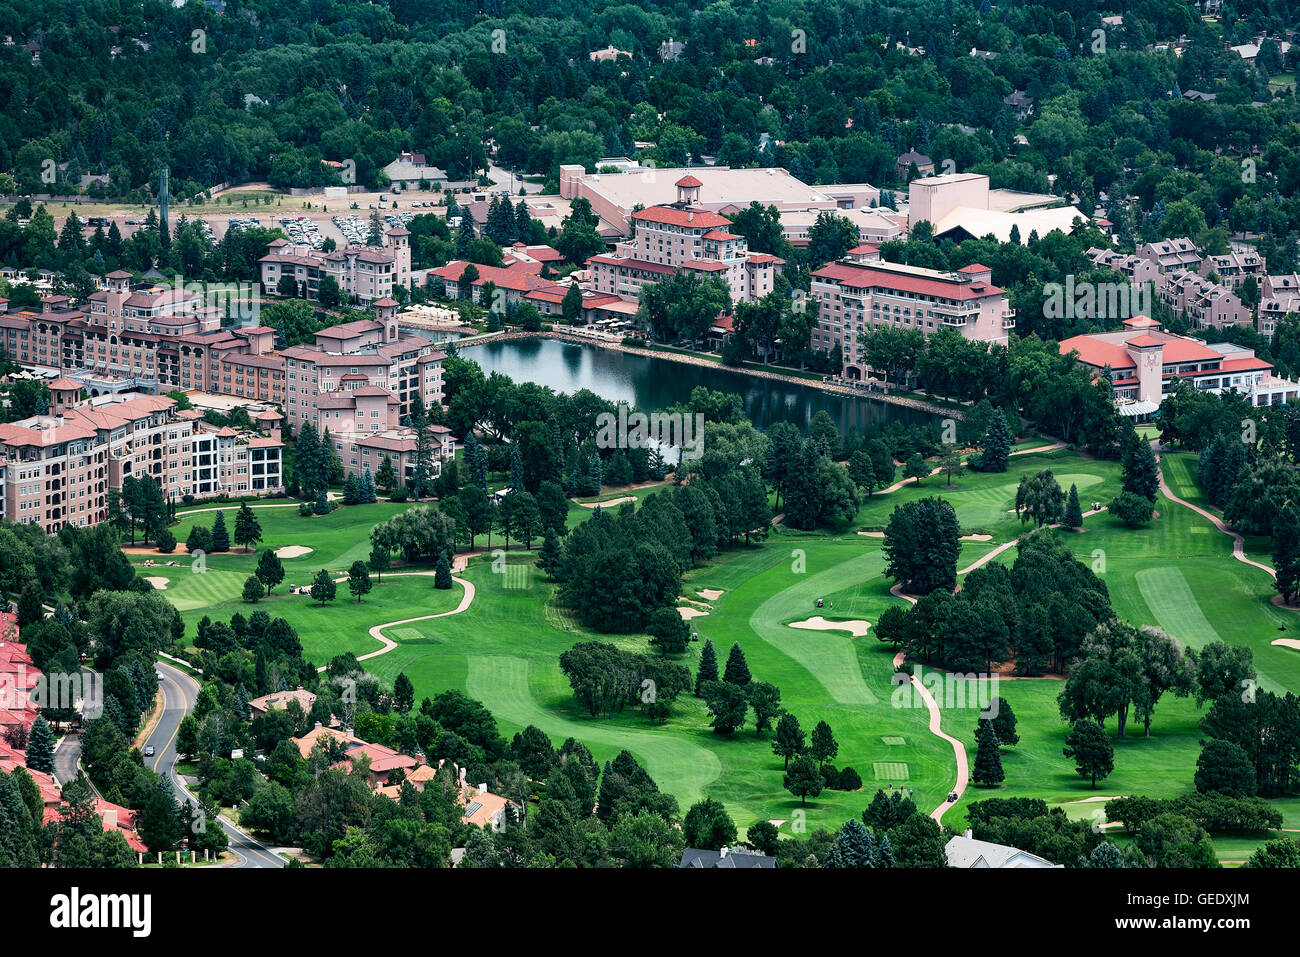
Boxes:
[810,248,1013,379]
[1060,316,1300,416]
[587,177,783,308]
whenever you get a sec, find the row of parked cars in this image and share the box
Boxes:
[278,216,324,249]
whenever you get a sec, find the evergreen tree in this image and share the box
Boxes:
[973,718,1004,787]
[368,544,391,583]
[360,466,378,503]
[1274,500,1300,606]
[772,712,806,769]
[234,501,262,551]
[1123,436,1160,502]
[210,510,230,552]
[375,454,398,493]
[1063,718,1114,788]
[435,554,453,589]
[465,432,489,493]
[810,720,839,768]
[784,753,824,806]
[295,422,324,497]
[26,715,55,774]
[991,697,1019,746]
[347,561,372,602]
[977,410,1011,472]
[343,472,362,505]
[877,833,896,868]
[309,569,337,605]
[536,525,562,575]
[255,549,284,594]
[243,575,265,603]
[832,818,876,868]
[314,489,330,515]
[509,442,525,491]
[1064,483,1083,529]
[695,639,719,696]
[722,642,751,686]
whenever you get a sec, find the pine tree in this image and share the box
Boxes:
[722,642,751,686]
[978,409,1011,473]
[256,549,285,594]
[810,720,838,768]
[360,467,377,503]
[509,443,525,491]
[375,454,398,493]
[1274,500,1300,605]
[234,501,262,551]
[536,525,562,575]
[210,510,230,552]
[295,422,323,497]
[435,554,453,589]
[465,433,489,492]
[343,472,362,505]
[1123,437,1159,502]
[26,715,55,774]
[876,833,896,868]
[1064,483,1083,529]
[314,489,330,515]
[347,561,372,602]
[772,713,805,769]
[973,718,1004,787]
[835,818,876,868]
[695,639,719,696]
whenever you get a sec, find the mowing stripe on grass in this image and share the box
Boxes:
[1135,566,1221,650]
[873,762,910,781]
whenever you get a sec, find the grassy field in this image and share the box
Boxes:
[137,446,1300,853]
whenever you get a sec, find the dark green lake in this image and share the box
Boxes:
[462,337,934,435]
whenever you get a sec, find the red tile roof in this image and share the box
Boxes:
[630,206,732,229]
[812,262,1004,299]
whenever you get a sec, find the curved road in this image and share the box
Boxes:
[149,661,286,868]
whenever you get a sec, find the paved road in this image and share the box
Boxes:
[149,661,286,868]
[52,732,82,786]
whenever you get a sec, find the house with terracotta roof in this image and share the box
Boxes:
[430,259,564,307]
[260,229,412,304]
[1059,316,1300,415]
[810,248,1013,378]
[248,687,317,719]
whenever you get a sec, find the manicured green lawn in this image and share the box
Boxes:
[145,446,1300,844]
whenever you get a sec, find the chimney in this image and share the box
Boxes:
[964,829,973,839]
[314,721,322,729]
[101,809,118,828]
[719,846,728,858]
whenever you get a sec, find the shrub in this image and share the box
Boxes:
[837,766,863,791]
[390,487,410,503]
[156,528,177,553]
[298,503,314,517]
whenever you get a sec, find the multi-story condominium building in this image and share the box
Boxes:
[586,177,784,305]
[0,388,283,533]
[1259,273,1300,340]
[1060,315,1299,414]
[279,300,445,434]
[259,229,412,304]
[809,245,1013,377]
[1199,249,1266,291]
[1157,269,1249,331]
[1084,247,1161,286]
[1136,238,1203,275]
[0,278,283,402]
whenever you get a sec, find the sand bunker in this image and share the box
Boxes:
[144,577,170,590]
[678,606,709,621]
[697,589,724,601]
[960,534,993,541]
[857,531,886,538]
[579,496,637,509]
[275,545,314,559]
[1272,638,1300,650]
[788,616,871,637]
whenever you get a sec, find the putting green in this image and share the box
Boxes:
[873,762,910,781]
